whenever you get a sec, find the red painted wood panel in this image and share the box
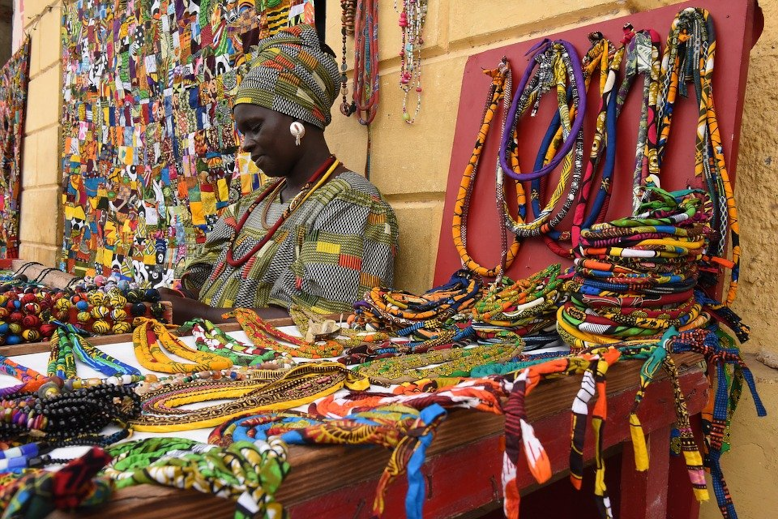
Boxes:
[434,0,756,286]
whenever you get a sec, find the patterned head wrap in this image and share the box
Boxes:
[234,25,340,130]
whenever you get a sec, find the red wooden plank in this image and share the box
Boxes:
[434,0,756,286]
[287,366,708,518]
[619,425,671,519]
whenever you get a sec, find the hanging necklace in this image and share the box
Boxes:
[397,0,428,123]
[339,0,357,117]
[353,0,379,125]
[499,40,586,238]
[656,8,740,306]
[452,57,522,278]
[225,156,339,268]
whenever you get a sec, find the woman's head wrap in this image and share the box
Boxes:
[233,25,340,130]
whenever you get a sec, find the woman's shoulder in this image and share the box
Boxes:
[322,170,392,206]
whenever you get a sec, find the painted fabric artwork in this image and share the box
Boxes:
[59,0,314,286]
[0,37,31,259]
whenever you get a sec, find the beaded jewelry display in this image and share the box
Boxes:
[0,383,140,442]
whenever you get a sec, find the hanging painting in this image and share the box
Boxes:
[0,37,31,259]
[60,0,315,286]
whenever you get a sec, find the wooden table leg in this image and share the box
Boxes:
[619,425,671,519]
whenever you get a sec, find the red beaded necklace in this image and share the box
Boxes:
[226,156,339,267]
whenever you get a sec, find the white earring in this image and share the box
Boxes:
[290,121,305,146]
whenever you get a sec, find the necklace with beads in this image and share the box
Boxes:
[225,156,339,268]
[397,0,428,123]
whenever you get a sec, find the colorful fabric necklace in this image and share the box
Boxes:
[656,8,740,305]
[130,362,369,432]
[452,57,522,278]
[499,39,586,237]
[229,308,343,359]
[104,437,289,519]
[132,318,233,374]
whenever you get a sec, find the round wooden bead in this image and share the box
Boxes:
[23,302,41,315]
[8,323,21,334]
[39,323,57,337]
[22,329,40,342]
[92,320,111,334]
[91,305,110,320]
[88,292,105,306]
[0,322,8,334]
[8,312,22,323]
[112,321,132,334]
[5,334,21,345]
[77,311,92,323]
[76,300,90,311]
[130,303,147,317]
[21,314,41,329]
[55,298,72,312]
[110,308,128,322]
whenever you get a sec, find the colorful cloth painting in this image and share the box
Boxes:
[59,0,315,286]
[0,37,31,259]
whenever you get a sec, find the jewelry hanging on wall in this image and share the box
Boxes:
[397,0,428,124]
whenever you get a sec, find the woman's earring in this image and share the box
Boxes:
[290,121,306,146]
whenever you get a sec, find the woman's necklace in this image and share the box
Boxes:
[226,156,339,268]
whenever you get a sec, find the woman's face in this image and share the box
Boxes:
[234,104,297,177]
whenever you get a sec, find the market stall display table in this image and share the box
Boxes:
[0,324,707,519]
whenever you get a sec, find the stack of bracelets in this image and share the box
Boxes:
[558,185,711,351]
[470,264,564,351]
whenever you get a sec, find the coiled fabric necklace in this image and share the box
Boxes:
[452,57,522,278]
[656,8,741,306]
[498,39,586,237]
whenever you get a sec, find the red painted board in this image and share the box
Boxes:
[434,0,756,286]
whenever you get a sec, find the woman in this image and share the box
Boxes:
[162,25,399,324]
